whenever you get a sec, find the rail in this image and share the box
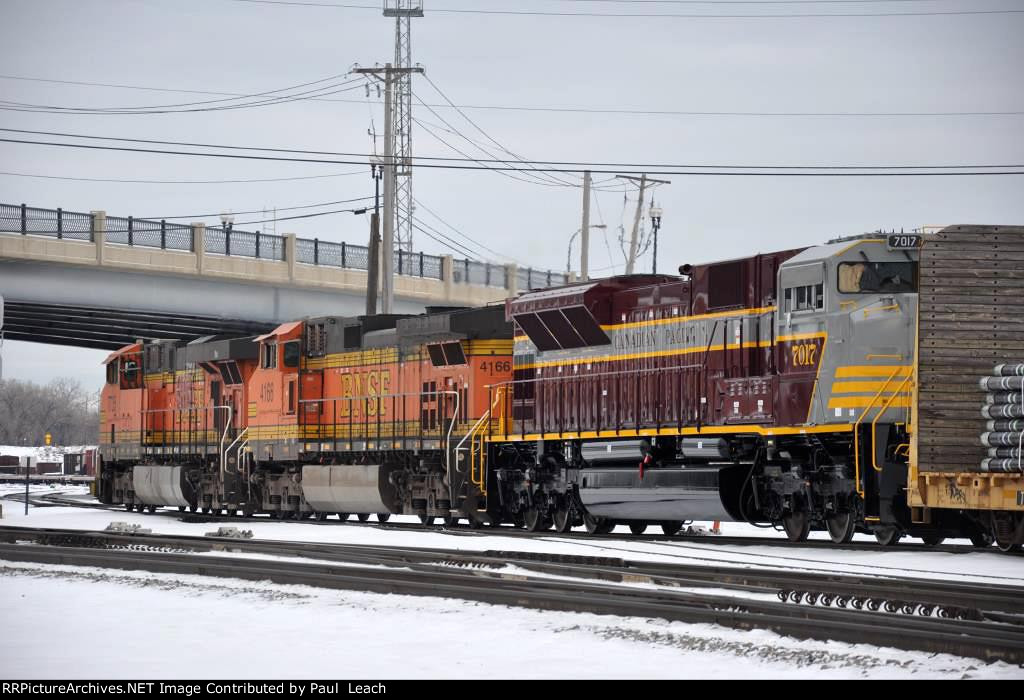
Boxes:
[1,201,570,289]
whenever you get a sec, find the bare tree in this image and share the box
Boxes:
[0,378,100,446]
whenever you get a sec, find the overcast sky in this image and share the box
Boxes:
[1,0,1022,393]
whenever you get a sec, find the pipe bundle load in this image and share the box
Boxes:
[978,364,1024,473]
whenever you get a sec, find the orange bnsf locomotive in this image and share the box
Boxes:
[98,227,1024,550]
[98,306,514,524]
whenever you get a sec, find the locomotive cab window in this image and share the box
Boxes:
[427,342,467,367]
[261,342,278,369]
[838,261,917,294]
[784,283,824,312]
[282,341,301,368]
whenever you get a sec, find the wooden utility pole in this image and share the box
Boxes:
[580,170,592,281]
[354,64,424,313]
[615,174,671,275]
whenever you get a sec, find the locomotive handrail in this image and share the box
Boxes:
[455,387,505,497]
[871,374,912,473]
[141,405,232,458]
[853,367,903,496]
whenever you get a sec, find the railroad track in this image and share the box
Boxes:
[0,525,1021,664]
[28,492,986,554]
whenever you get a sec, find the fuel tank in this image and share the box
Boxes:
[132,465,192,507]
[301,464,401,514]
[577,465,732,521]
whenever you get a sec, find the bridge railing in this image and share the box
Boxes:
[1,202,571,290]
[0,203,94,242]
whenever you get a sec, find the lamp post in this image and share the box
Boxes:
[568,224,607,275]
[649,204,663,274]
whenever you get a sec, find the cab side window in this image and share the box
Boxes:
[282,341,301,368]
[261,342,278,369]
[838,262,917,294]
[784,283,824,312]
[106,362,118,385]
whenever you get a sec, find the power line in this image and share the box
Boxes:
[231,206,370,226]
[2,132,1022,175]
[222,0,1024,18]
[139,196,374,220]
[2,73,1019,118]
[413,199,518,262]
[0,79,365,115]
[0,169,368,184]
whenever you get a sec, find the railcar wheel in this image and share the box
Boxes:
[553,508,572,533]
[189,505,198,513]
[873,526,902,547]
[596,520,615,535]
[357,514,370,523]
[523,508,550,532]
[314,512,327,522]
[629,522,648,536]
[826,512,856,544]
[512,512,526,528]
[782,512,810,543]
[336,513,350,521]
[146,505,157,514]
[419,515,436,526]
[921,533,945,547]
[124,503,133,512]
[660,521,683,536]
[177,506,185,513]
[376,513,391,523]
[443,514,458,528]
[227,509,237,518]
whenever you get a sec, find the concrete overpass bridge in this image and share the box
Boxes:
[0,202,569,350]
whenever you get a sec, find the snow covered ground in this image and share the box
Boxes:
[0,561,1020,679]
[1,487,1022,678]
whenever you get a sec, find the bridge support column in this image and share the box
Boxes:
[91,210,106,265]
[505,263,518,297]
[192,223,206,274]
[441,255,454,300]
[286,234,297,282]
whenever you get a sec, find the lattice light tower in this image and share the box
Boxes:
[384,0,423,253]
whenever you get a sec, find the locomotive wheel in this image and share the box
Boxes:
[227,509,237,518]
[629,522,648,536]
[826,512,856,544]
[921,533,945,547]
[443,514,458,528]
[314,512,327,522]
[146,505,157,514]
[523,508,550,532]
[376,513,391,523]
[177,506,185,513]
[357,514,370,523]
[336,513,350,521]
[583,512,603,535]
[124,503,133,512]
[782,512,810,543]
[419,515,436,526]
[660,521,683,537]
[553,508,572,533]
[189,505,198,513]
[596,520,615,535]
[873,526,902,547]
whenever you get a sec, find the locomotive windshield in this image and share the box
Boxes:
[837,261,917,294]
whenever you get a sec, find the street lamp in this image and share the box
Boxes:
[568,224,607,274]
[649,204,663,274]
[219,212,234,232]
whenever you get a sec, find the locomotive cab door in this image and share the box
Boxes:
[776,261,828,426]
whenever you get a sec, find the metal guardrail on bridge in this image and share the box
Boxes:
[0,202,569,290]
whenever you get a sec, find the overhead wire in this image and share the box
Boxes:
[0,169,369,184]
[138,195,375,220]
[1,131,1022,175]
[413,199,518,263]
[2,73,1020,118]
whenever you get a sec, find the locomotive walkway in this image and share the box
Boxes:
[0,202,569,349]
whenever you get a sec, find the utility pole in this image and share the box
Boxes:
[580,170,591,281]
[354,62,423,313]
[615,174,671,274]
[365,164,383,316]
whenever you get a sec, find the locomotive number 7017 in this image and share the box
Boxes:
[790,343,818,368]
